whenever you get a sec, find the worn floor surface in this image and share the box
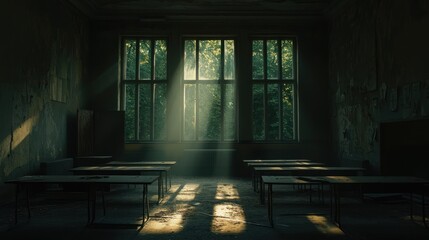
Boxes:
[0,177,428,240]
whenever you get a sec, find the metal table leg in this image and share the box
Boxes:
[260,176,265,205]
[268,183,273,227]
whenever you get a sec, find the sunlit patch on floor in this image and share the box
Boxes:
[211,203,246,234]
[160,184,182,203]
[306,215,344,235]
[175,184,200,201]
[142,204,195,234]
[215,183,240,200]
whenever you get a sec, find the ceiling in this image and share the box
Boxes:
[68,0,337,21]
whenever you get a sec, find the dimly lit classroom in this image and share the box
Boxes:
[1,0,429,239]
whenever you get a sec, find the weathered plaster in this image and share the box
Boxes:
[329,0,429,171]
[0,0,89,200]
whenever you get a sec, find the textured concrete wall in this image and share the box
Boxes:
[0,0,89,200]
[329,0,429,172]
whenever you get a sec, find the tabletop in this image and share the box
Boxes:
[107,161,176,165]
[261,176,313,185]
[6,175,159,184]
[298,176,429,184]
[243,159,311,163]
[248,162,324,167]
[70,166,171,171]
[254,166,365,171]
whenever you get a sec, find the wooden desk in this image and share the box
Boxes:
[300,176,429,229]
[106,161,176,189]
[107,161,176,166]
[243,159,311,163]
[248,162,324,191]
[106,161,176,190]
[256,166,366,204]
[262,176,317,227]
[248,162,323,167]
[70,166,171,203]
[5,175,158,228]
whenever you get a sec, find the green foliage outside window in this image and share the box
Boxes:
[122,38,167,142]
[252,39,296,141]
[183,39,236,141]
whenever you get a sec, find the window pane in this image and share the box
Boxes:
[224,84,236,140]
[224,40,235,80]
[124,40,136,80]
[184,40,196,80]
[139,40,151,80]
[267,40,279,80]
[198,84,221,140]
[266,84,280,140]
[124,84,136,140]
[184,84,196,140]
[252,84,265,140]
[252,40,264,80]
[282,40,294,79]
[154,83,167,140]
[139,85,151,140]
[155,40,167,80]
[282,83,295,140]
[199,40,221,80]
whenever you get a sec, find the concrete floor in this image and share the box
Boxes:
[0,177,428,240]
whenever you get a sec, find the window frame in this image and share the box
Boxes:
[251,36,299,143]
[181,37,238,142]
[120,36,168,143]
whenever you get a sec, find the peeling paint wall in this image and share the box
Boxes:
[0,0,89,200]
[329,0,429,172]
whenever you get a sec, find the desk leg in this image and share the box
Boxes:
[145,184,150,221]
[252,169,255,191]
[165,171,168,193]
[329,184,333,222]
[169,171,172,190]
[332,184,341,229]
[268,183,273,227]
[142,184,145,228]
[142,183,150,228]
[260,176,265,205]
[162,171,166,196]
[91,185,96,224]
[87,185,91,224]
[337,185,341,229]
[410,192,414,221]
[158,173,162,204]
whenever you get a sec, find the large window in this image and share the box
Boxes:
[121,38,168,142]
[252,38,297,141]
[183,39,236,141]
[120,36,297,143]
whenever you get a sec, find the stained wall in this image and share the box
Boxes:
[0,0,90,200]
[329,0,429,172]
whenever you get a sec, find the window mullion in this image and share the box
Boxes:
[277,40,283,140]
[195,40,200,141]
[263,40,268,141]
[150,40,155,141]
[220,40,225,141]
[135,39,141,141]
